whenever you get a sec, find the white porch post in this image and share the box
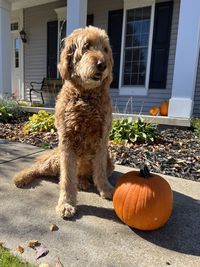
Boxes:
[0,0,11,97]
[169,0,200,118]
[66,0,87,35]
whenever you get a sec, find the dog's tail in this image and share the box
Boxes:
[13,148,60,187]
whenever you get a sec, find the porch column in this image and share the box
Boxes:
[168,0,200,118]
[0,0,11,97]
[66,0,87,35]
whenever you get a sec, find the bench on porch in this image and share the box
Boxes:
[29,78,63,105]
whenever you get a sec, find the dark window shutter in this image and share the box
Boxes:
[149,1,173,89]
[87,14,94,26]
[108,9,123,88]
[47,21,58,79]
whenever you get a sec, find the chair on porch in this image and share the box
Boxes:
[29,78,46,104]
[29,78,63,105]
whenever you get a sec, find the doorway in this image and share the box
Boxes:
[11,30,22,99]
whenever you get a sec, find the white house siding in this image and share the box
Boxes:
[24,0,66,103]
[193,53,200,117]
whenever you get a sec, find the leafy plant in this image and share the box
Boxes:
[109,118,159,143]
[191,118,200,137]
[0,98,23,123]
[23,110,56,133]
[0,247,35,267]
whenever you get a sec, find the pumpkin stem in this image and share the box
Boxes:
[139,164,151,178]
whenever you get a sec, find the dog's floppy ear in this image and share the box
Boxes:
[57,35,75,80]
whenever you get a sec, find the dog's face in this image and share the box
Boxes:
[58,26,113,88]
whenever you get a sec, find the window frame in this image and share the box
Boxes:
[119,0,155,96]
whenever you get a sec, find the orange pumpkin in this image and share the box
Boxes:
[159,100,169,116]
[113,166,173,231]
[149,106,160,116]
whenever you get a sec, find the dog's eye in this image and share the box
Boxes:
[83,42,91,51]
[104,47,108,53]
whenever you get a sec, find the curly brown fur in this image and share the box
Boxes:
[13,26,114,218]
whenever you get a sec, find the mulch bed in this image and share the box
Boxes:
[0,113,199,182]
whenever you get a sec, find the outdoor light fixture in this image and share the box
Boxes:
[19,29,27,43]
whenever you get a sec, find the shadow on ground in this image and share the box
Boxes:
[131,191,200,256]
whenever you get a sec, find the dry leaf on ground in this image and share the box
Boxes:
[0,241,5,247]
[28,240,41,248]
[50,224,59,231]
[16,245,24,254]
[55,257,64,267]
[35,245,49,260]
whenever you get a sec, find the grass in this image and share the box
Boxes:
[0,247,35,267]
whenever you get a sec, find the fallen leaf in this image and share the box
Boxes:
[55,257,64,267]
[50,224,59,231]
[0,241,5,247]
[16,245,24,254]
[39,263,51,267]
[28,240,41,248]
[35,245,49,260]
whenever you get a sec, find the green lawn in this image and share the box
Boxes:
[0,247,35,267]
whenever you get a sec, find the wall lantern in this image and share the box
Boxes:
[19,29,27,43]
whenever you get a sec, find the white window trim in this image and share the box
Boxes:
[10,9,24,100]
[119,0,155,96]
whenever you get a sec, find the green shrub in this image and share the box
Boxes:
[109,118,159,143]
[0,98,22,123]
[23,110,56,133]
[191,118,200,137]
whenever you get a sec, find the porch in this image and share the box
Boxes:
[0,0,200,118]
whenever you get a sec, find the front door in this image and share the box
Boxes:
[11,32,21,99]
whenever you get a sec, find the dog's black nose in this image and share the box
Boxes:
[97,60,106,72]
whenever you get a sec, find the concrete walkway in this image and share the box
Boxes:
[0,140,199,267]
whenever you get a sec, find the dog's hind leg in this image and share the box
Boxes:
[13,148,60,187]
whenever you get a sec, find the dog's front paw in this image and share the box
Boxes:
[13,175,28,188]
[100,185,114,200]
[56,203,76,218]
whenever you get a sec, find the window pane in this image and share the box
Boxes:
[142,20,150,33]
[140,34,149,46]
[125,49,132,61]
[126,35,132,47]
[132,48,140,61]
[124,62,132,73]
[131,74,138,85]
[15,38,19,68]
[11,22,19,31]
[133,21,142,34]
[124,74,131,85]
[122,6,151,87]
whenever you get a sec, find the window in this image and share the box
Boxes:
[123,7,151,87]
[120,4,154,95]
[15,38,19,68]
[119,1,173,95]
[11,22,19,31]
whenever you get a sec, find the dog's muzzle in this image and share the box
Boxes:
[91,60,107,81]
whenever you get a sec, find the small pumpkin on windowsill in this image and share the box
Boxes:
[149,106,160,116]
[113,165,173,231]
[159,100,169,116]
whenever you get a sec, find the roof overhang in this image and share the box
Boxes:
[10,0,61,11]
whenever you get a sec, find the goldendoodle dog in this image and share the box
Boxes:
[13,26,114,218]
